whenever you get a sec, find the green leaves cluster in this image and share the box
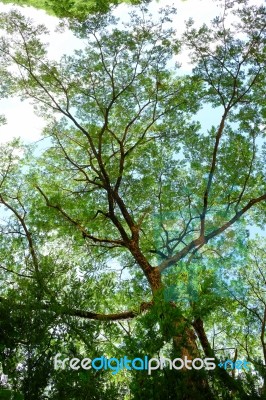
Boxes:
[0,0,150,19]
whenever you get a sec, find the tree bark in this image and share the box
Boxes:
[171,318,215,400]
[146,268,215,399]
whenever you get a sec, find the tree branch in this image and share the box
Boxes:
[0,296,152,321]
[159,193,266,272]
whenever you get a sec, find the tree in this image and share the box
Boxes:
[0,0,150,19]
[0,1,265,398]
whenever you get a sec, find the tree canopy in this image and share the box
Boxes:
[0,0,149,18]
[0,1,265,399]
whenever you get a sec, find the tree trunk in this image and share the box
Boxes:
[148,268,215,399]
[193,317,251,400]
[171,317,215,400]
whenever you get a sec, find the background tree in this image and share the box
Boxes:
[0,1,265,399]
[0,0,150,19]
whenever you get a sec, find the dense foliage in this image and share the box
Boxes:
[0,0,148,18]
[0,0,265,399]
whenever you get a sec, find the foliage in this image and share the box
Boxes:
[0,0,265,398]
[0,0,151,19]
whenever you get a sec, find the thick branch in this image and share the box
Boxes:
[0,296,152,321]
[35,186,125,247]
[193,317,250,399]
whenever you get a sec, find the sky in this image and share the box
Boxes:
[0,0,229,145]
